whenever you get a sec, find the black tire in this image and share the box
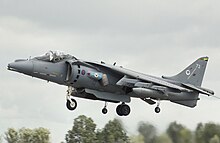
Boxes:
[116,105,123,116]
[116,104,131,116]
[102,108,108,114]
[121,104,131,116]
[155,107,161,113]
[66,99,77,111]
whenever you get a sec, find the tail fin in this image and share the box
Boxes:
[163,57,209,87]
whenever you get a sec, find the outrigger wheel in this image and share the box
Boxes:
[102,102,108,114]
[66,98,77,111]
[102,108,108,114]
[155,106,161,113]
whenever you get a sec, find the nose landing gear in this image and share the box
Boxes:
[66,86,77,111]
[66,98,77,110]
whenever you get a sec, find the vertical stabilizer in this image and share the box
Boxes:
[164,57,209,87]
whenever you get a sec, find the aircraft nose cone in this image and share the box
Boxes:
[8,60,33,74]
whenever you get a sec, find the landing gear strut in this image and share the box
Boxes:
[116,102,131,116]
[66,86,77,111]
[154,100,161,113]
[102,102,108,114]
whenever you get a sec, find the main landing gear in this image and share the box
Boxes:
[66,86,77,111]
[101,102,131,116]
[116,102,131,116]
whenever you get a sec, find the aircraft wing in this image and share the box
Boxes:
[86,61,192,92]
[182,83,214,96]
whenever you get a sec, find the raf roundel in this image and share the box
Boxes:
[186,70,191,76]
[81,70,86,75]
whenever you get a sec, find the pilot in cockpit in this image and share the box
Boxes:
[34,50,77,62]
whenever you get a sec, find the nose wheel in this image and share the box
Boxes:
[66,86,77,111]
[66,98,77,111]
[116,103,131,116]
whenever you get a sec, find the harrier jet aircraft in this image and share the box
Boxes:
[8,51,214,116]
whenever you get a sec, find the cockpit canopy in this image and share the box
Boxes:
[34,51,77,62]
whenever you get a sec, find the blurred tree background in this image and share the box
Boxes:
[4,127,50,143]
[2,115,220,143]
[130,121,220,143]
[96,118,129,143]
[65,115,97,143]
[65,115,129,143]
[65,116,220,143]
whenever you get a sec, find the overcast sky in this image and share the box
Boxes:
[1,0,220,142]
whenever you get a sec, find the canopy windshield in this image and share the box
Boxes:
[35,51,77,62]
